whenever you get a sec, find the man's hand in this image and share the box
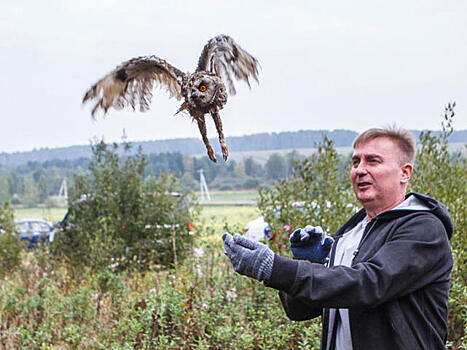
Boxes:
[289,225,334,263]
[222,232,274,282]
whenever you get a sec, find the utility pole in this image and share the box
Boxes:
[198,169,211,201]
[58,178,68,199]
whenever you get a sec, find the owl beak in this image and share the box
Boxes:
[191,91,204,99]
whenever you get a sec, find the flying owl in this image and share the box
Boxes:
[83,34,259,162]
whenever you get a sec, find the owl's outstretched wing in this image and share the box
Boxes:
[83,56,185,118]
[196,35,259,95]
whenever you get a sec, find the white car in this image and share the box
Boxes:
[244,216,269,242]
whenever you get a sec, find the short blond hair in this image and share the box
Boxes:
[352,127,416,164]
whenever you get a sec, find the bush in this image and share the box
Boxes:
[0,235,321,349]
[409,102,467,348]
[242,177,260,189]
[0,202,22,278]
[52,141,196,273]
[258,136,356,253]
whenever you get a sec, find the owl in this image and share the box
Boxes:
[83,34,259,162]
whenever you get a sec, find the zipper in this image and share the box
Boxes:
[327,235,341,268]
[352,218,378,262]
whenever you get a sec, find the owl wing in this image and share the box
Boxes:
[83,56,185,118]
[196,35,259,95]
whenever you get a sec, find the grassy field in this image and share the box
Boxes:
[197,205,260,233]
[195,189,259,204]
[13,207,67,223]
[13,190,260,224]
[15,191,259,232]
[13,205,259,231]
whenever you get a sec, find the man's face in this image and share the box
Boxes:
[350,137,412,215]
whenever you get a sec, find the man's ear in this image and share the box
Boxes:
[400,163,413,184]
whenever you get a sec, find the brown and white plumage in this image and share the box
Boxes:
[83,34,259,162]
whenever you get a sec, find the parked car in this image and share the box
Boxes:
[14,219,55,248]
[244,216,270,242]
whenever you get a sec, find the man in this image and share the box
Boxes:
[223,127,453,349]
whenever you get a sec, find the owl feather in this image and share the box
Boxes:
[83,34,259,162]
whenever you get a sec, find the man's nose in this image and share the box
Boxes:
[355,163,368,175]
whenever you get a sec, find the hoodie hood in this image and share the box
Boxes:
[402,192,454,239]
[338,192,453,240]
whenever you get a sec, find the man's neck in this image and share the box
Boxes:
[365,195,406,220]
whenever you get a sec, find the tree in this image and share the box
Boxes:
[265,153,286,180]
[37,175,48,203]
[244,157,263,177]
[21,177,39,207]
[0,176,11,203]
[53,141,197,272]
[409,102,467,347]
[0,201,21,277]
[258,136,355,244]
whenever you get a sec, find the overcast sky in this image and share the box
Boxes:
[0,0,465,153]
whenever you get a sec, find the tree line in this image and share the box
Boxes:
[1,129,465,167]
[0,147,311,206]
[1,127,465,207]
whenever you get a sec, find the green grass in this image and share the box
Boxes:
[195,189,259,203]
[13,207,67,223]
[198,205,260,233]
[13,201,259,234]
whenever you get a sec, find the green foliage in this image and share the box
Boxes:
[0,201,22,277]
[258,136,356,253]
[0,106,465,348]
[0,237,321,349]
[410,102,467,348]
[52,141,196,272]
[265,153,286,180]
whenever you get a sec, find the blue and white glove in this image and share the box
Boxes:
[222,232,274,282]
[289,225,334,263]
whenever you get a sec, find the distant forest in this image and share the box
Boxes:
[1,129,466,167]
[0,129,465,207]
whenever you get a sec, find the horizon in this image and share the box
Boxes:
[1,127,465,156]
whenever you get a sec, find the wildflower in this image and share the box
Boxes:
[226,288,237,302]
[193,247,204,258]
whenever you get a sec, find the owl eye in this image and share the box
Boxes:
[199,85,207,92]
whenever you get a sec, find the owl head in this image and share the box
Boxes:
[184,72,227,113]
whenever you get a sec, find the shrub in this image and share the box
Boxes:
[52,141,196,273]
[409,102,467,348]
[0,201,22,278]
[258,136,356,253]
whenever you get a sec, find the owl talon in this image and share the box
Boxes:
[208,151,217,162]
[83,35,259,164]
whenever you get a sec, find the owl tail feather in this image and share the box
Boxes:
[175,101,189,116]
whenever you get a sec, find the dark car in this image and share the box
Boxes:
[14,220,55,248]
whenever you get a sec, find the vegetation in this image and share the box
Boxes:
[0,202,22,278]
[0,148,298,206]
[0,105,465,349]
[409,102,467,348]
[1,129,465,207]
[52,141,196,273]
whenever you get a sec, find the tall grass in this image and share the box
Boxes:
[0,207,320,349]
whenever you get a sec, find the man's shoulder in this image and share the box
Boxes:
[382,211,451,245]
